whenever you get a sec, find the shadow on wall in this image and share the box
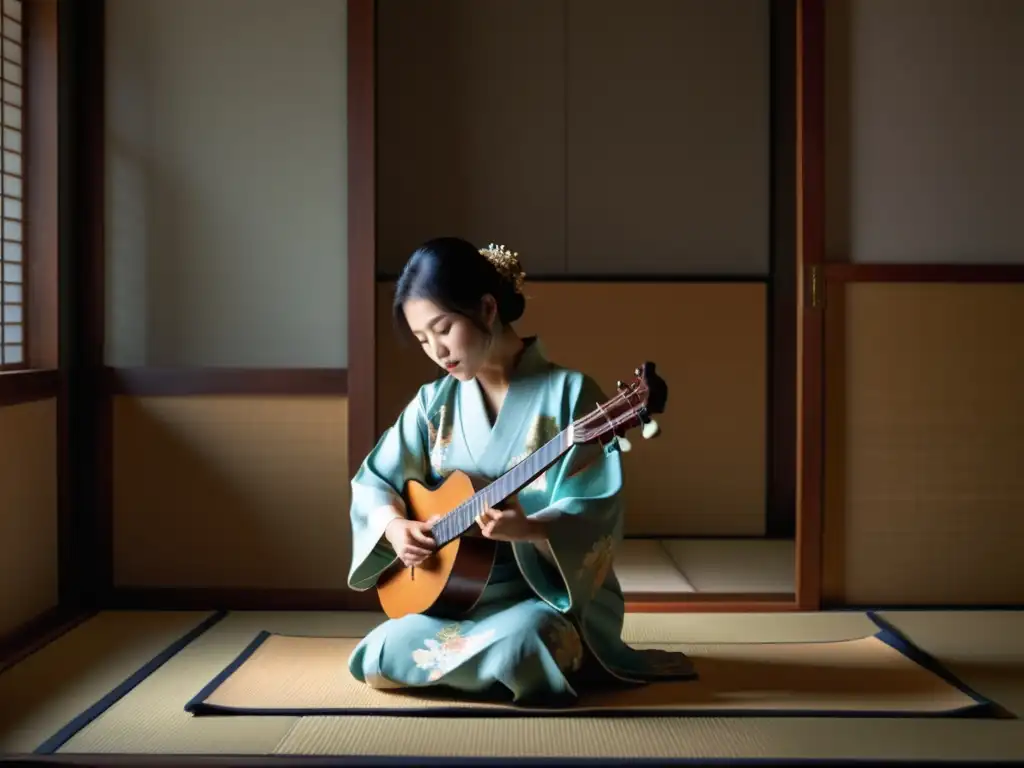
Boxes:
[824,0,1024,264]
[105,0,348,368]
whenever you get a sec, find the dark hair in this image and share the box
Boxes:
[392,236,526,339]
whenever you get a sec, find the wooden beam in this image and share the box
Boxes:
[767,0,798,538]
[825,263,1024,283]
[347,0,377,479]
[57,0,108,612]
[104,368,348,396]
[25,0,60,370]
[795,0,825,612]
[0,368,58,405]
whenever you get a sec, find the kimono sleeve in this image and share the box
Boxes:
[347,386,433,591]
[513,374,626,615]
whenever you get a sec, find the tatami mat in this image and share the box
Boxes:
[51,611,385,755]
[1,608,1021,762]
[875,610,1024,716]
[613,540,695,593]
[275,713,1024,761]
[664,538,796,594]
[187,627,989,717]
[616,538,796,594]
[0,611,214,754]
[620,610,874,644]
[274,611,1024,762]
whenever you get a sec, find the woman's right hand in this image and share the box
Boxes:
[384,517,437,567]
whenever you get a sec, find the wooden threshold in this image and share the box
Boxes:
[625,593,798,613]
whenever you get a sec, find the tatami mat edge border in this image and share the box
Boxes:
[184,612,1004,720]
[864,611,1013,719]
[183,630,272,716]
[32,611,229,755]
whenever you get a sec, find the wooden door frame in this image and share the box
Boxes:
[793,0,825,611]
[346,0,377,482]
[346,0,827,612]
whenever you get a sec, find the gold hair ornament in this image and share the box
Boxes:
[479,243,526,294]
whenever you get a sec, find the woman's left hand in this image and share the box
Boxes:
[475,497,547,542]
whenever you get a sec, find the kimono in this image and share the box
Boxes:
[347,337,696,704]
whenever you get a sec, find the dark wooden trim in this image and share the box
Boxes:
[825,263,1024,283]
[622,533,790,541]
[58,0,108,613]
[625,591,795,604]
[347,0,376,479]
[25,0,60,370]
[0,605,94,675]
[89,2,113,614]
[766,0,798,539]
[0,367,58,405]
[625,595,798,613]
[108,588,381,612]
[104,367,348,396]
[794,0,825,612]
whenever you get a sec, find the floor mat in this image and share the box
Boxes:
[0,610,220,754]
[185,613,999,718]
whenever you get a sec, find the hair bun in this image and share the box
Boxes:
[478,243,526,295]
[499,289,526,324]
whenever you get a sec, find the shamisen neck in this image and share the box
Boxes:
[429,426,572,548]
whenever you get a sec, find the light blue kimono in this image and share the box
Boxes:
[347,338,696,704]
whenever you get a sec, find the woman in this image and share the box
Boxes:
[347,236,695,704]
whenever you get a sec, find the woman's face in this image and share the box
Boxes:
[403,297,494,381]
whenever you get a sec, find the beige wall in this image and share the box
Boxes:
[112,396,350,588]
[826,0,1024,263]
[0,400,58,635]
[824,284,1024,604]
[104,0,348,367]
[376,0,770,276]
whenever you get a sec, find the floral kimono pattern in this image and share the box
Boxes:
[347,338,696,703]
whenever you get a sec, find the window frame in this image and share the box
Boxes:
[0,0,57,376]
